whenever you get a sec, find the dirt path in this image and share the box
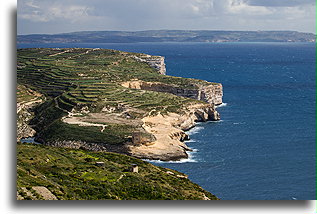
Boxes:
[48,49,70,57]
[62,116,108,132]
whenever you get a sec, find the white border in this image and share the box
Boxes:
[2,0,315,213]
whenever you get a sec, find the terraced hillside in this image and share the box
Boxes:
[17,143,218,200]
[17,48,221,154]
[17,48,223,200]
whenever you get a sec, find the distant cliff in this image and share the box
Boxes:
[18,30,316,44]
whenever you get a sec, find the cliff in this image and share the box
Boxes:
[121,80,222,105]
[17,48,223,162]
[128,103,220,161]
[17,48,223,200]
[17,85,44,141]
[133,55,166,75]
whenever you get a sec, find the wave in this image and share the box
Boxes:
[208,120,223,123]
[233,122,245,125]
[216,103,227,108]
[185,139,197,143]
[185,126,204,135]
[144,150,198,164]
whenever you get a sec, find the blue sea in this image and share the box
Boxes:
[18,42,316,200]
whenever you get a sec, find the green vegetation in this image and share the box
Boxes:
[17,48,221,200]
[17,48,205,144]
[17,143,218,200]
[39,120,133,145]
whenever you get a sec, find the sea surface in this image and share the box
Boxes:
[18,42,316,200]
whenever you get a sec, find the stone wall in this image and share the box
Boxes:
[42,140,108,152]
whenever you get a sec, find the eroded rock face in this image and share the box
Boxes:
[121,73,223,161]
[17,101,42,142]
[127,104,220,161]
[121,80,223,105]
[133,55,166,75]
[17,109,36,142]
[198,84,223,105]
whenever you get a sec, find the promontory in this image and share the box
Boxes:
[17,48,223,200]
[17,48,223,161]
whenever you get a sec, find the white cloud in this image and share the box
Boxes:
[17,0,316,34]
[18,0,96,23]
[225,0,272,15]
[25,0,40,9]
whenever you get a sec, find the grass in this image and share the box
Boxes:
[17,143,219,200]
[18,48,211,145]
[39,120,133,145]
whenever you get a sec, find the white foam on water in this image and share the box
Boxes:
[208,120,224,123]
[143,149,198,164]
[186,126,204,135]
[216,103,227,108]
[233,122,245,125]
[185,139,197,143]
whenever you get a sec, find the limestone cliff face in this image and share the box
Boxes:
[198,84,223,105]
[121,80,223,105]
[133,55,166,75]
[127,103,220,161]
[121,59,223,160]
[129,53,223,106]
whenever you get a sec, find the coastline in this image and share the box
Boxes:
[17,48,223,162]
[127,103,221,161]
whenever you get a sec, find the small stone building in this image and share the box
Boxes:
[132,132,142,145]
[130,164,138,173]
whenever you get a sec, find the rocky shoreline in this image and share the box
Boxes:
[127,103,220,161]
[34,103,220,161]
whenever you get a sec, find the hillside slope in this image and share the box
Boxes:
[17,143,218,200]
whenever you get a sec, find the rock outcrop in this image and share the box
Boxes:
[127,103,220,161]
[121,80,222,105]
[17,107,36,142]
[133,55,166,75]
[17,99,43,142]
[121,61,223,161]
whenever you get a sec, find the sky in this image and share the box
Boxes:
[17,0,316,35]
